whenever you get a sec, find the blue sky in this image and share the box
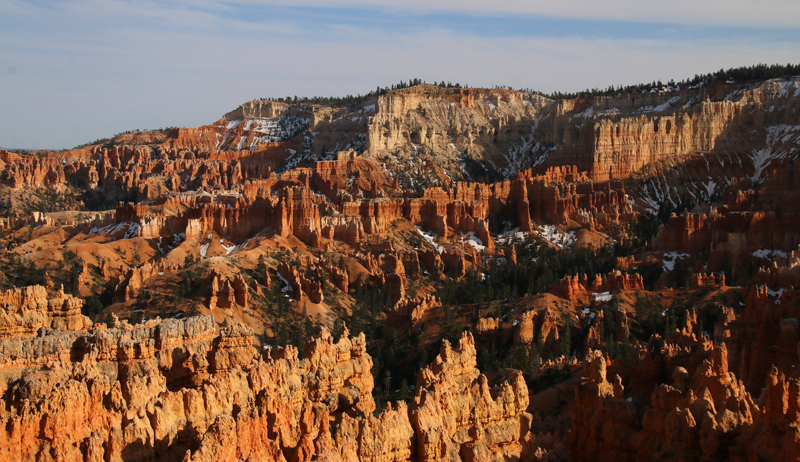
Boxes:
[1,0,799,150]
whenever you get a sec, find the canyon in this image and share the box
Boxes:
[0,72,799,460]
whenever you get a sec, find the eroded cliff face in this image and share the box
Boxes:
[4,78,798,213]
[362,85,551,181]
[536,80,800,184]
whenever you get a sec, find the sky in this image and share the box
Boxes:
[1,0,799,150]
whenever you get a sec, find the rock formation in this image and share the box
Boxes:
[411,332,533,462]
[567,340,800,462]
[0,285,90,338]
[0,291,539,462]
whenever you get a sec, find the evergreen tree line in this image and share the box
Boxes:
[258,78,469,108]
[64,62,799,152]
[520,62,800,100]
[435,242,622,310]
[71,127,177,150]
[261,62,799,111]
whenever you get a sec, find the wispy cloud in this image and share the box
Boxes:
[219,0,800,28]
[0,0,798,149]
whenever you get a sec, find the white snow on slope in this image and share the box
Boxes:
[276,272,293,293]
[753,249,789,260]
[416,226,443,254]
[496,228,526,244]
[220,239,235,255]
[703,181,717,197]
[593,292,613,302]
[638,96,680,113]
[662,252,690,271]
[750,124,800,182]
[537,225,576,248]
[460,231,485,251]
[767,287,786,303]
[124,223,140,239]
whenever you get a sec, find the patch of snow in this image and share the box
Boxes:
[753,249,789,260]
[574,106,593,117]
[775,81,790,98]
[537,225,576,249]
[89,223,113,235]
[416,226,443,254]
[765,286,786,303]
[662,251,690,272]
[276,272,293,293]
[460,231,485,252]
[234,237,254,253]
[638,96,680,113]
[723,89,744,101]
[173,233,186,245]
[363,104,375,113]
[750,147,772,182]
[124,223,140,239]
[500,132,552,178]
[703,181,717,198]
[496,228,526,245]
[593,292,613,302]
[636,172,681,213]
[200,243,209,258]
[220,239,236,256]
[103,222,129,236]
